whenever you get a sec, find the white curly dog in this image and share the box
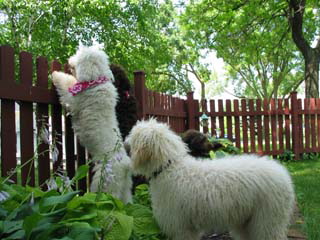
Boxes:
[52,46,132,203]
[126,119,295,240]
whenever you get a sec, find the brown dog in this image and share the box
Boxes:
[110,64,138,140]
[182,129,222,158]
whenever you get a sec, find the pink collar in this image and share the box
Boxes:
[68,76,110,96]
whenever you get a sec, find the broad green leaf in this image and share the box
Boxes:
[40,191,79,212]
[61,209,97,223]
[209,150,216,159]
[125,204,160,235]
[3,220,23,234]
[5,229,25,239]
[72,165,89,182]
[23,213,43,238]
[104,211,133,240]
[64,222,98,240]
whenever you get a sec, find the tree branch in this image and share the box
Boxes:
[288,0,310,57]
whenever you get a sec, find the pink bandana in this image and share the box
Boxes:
[68,76,110,96]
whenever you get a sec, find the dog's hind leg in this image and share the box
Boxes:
[245,212,289,240]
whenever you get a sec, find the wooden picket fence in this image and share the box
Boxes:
[134,71,320,160]
[0,45,88,190]
[0,46,319,189]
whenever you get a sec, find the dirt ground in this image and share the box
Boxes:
[202,204,306,240]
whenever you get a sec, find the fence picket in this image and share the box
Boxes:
[234,100,241,149]
[210,100,216,137]
[270,99,277,152]
[256,100,263,153]
[284,99,291,150]
[310,99,316,151]
[218,100,224,138]
[65,116,76,179]
[304,99,311,150]
[36,57,50,187]
[263,99,270,153]
[77,141,87,194]
[226,100,232,141]
[0,46,17,182]
[317,99,320,150]
[278,99,284,152]
[249,100,256,152]
[241,99,248,152]
[19,51,35,186]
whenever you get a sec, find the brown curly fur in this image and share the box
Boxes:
[110,64,146,189]
[110,64,138,141]
[182,129,223,158]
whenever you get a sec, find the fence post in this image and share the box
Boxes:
[291,92,300,160]
[134,71,146,120]
[187,92,195,129]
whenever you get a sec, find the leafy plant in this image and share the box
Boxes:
[133,184,152,208]
[277,150,295,162]
[301,153,320,161]
[0,123,162,240]
[208,137,240,159]
[0,178,162,240]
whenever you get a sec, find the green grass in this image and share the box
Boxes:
[285,158,320,240]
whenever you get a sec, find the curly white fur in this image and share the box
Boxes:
[52,46,132,203]
[126,119,295,240]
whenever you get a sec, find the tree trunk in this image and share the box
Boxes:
[200,81,205,100]
[305,49,320,98]
[289,0,320,98]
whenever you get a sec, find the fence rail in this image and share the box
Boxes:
[0,46,319,189]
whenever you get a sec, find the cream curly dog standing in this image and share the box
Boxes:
[126,119,295,240]
[52,46,132,203]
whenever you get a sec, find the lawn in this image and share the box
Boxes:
[285,157,320,240]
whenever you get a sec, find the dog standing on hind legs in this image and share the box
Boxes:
[52,45,132,203]
[126,119,295,240]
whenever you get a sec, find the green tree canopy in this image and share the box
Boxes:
[180,0,320,98]
[0,0,196,94]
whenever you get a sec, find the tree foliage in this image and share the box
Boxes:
[181,0,320,98]
[0,0,195,94]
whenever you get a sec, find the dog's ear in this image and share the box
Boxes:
[132,147,154,170]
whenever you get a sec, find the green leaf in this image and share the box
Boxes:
[3,220,23,234]
[40,191,79,212]
[25,186,45,198]
[5,229,25,239]
[209,150,216,159]
[61,209,97,223]
[104,211,133,240]
[125,204,160,236]
[215,150,228,159]
[67,193,97,209]
[23,213,43,238]
[72,165,89,181]
[29,222,61,240]
[64,222,97,240]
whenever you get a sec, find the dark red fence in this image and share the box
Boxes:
[0,46,318,187]
[134,71,320,160]
[0,46,87,190]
